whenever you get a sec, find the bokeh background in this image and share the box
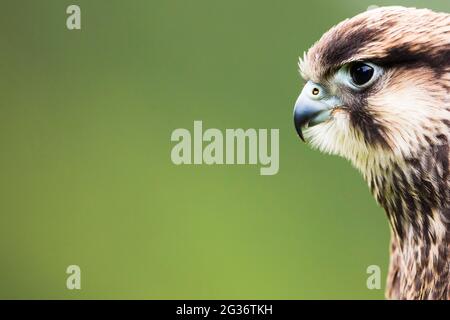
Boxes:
[0,0,448,299]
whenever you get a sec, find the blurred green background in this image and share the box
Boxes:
[0,0,448,299]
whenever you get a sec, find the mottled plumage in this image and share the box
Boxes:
[296,6,450,299]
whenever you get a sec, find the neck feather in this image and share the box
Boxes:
[360,139,449,242]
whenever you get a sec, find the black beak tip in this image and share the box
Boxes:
[294,112,306,142]
[299,133,305,142]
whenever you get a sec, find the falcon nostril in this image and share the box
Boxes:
[312,87,320,96]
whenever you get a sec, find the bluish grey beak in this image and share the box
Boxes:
[293,81,334,142]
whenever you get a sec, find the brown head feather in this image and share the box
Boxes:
[297,6,450,300]
[300,6,450,83]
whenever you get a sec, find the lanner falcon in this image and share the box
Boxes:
[293,6,450,299]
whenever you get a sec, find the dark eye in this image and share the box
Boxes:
[350,62,374,86]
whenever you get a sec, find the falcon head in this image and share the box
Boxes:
[294,6,450,177]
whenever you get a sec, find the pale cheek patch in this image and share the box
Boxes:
[304,111,369,164]
[303,108,403,182]
[368,70,450,158]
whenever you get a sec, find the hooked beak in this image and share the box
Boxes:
[293,81,336,142]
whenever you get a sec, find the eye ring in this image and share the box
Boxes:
[335,61,382,91]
